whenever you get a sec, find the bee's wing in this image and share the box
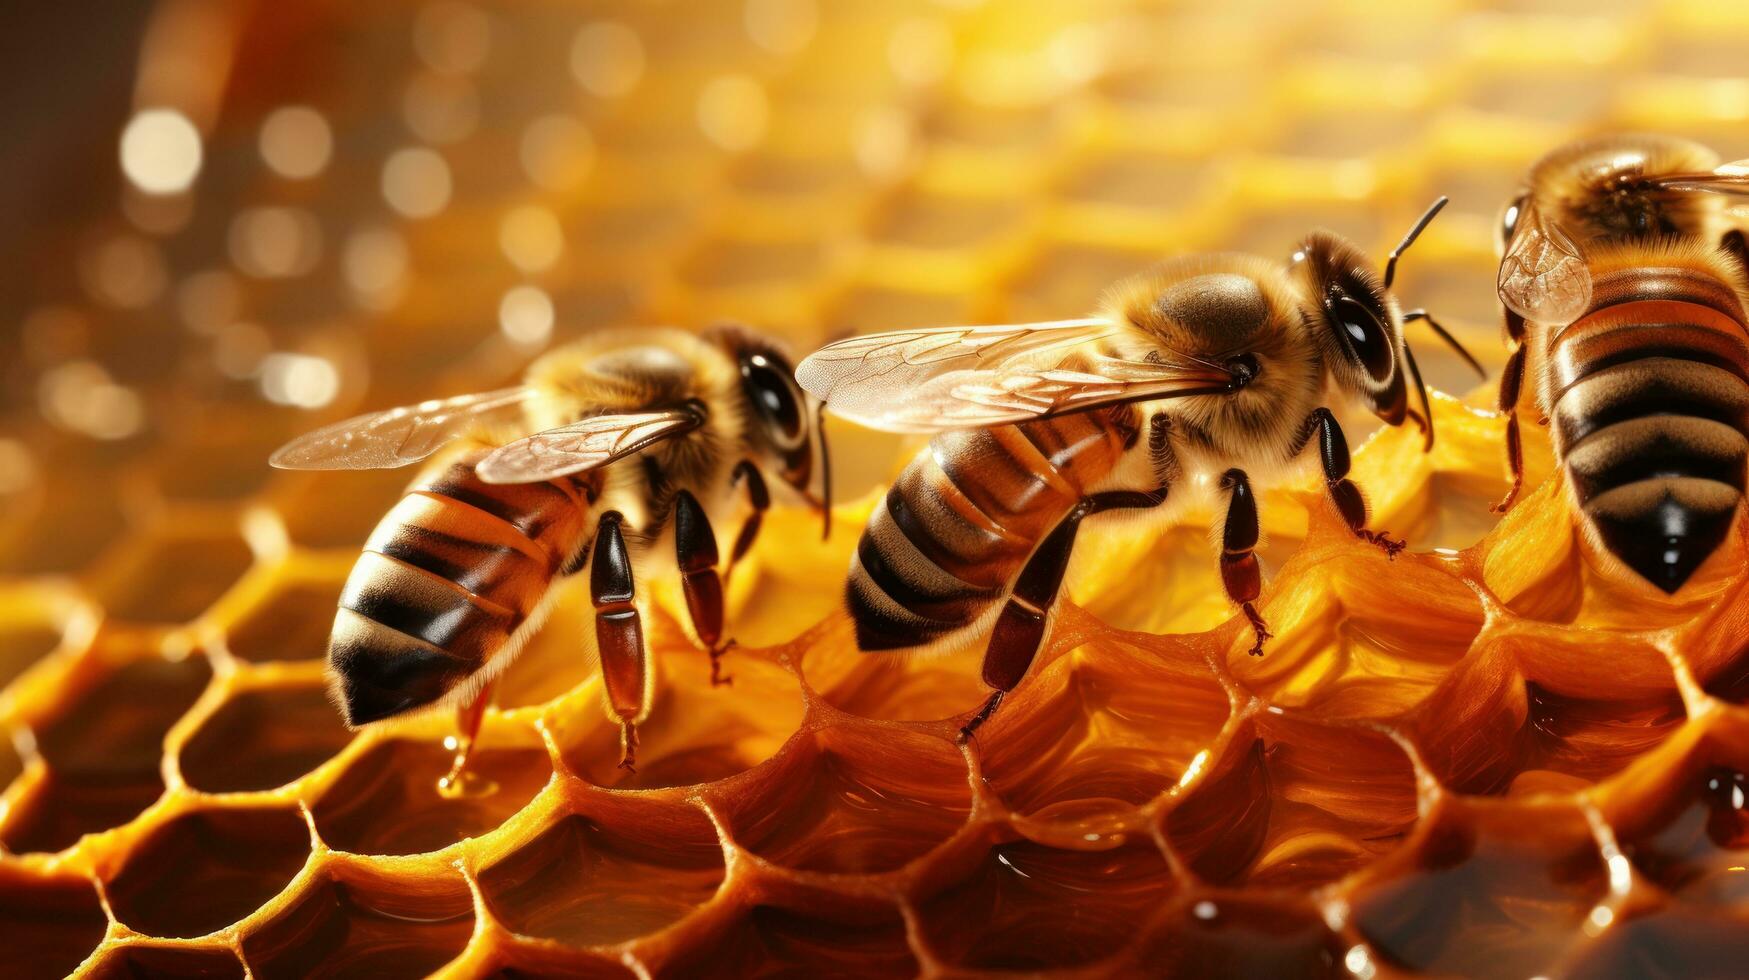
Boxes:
[1654,159,1749,195]
[269,387,538,470]
[474,409,704,484]
[796,319,1234,433]
[1496,203,1592,325]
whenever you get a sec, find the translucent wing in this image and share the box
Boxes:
[1497,203,1592,325]
[474,410,703,484]
[269,387,537,470]
[1655,159,1749,196]
[796,319,1235,433]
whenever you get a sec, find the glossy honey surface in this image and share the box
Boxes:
[0,0,1747,976]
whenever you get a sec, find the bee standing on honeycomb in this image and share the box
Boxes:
[1490,134,1749,592]
[798,200,1484,740]
[270,325,831,782]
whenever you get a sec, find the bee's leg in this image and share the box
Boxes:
[591,511,646,771]
[437,676,496,796]
[961,486,1168,744]
[723,461,770,583]
[1219,469,1273,657]
[1492,339,1529,513]
[674,489,733,687]
[1301,408,1404,558]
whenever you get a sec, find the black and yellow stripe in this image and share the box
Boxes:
[847,408,1138,651]
[1549,268,1749,592]
[329,453,597,724]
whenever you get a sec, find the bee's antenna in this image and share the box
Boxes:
[1384,196,1450,290]
[815,400,833,541]
[1403,342,1435,453]
[1402,309,1487,380]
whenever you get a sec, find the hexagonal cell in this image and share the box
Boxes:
[479,943,634,979]
[978,639,1230,822]
[1166,717,1419,889]
[1401,470,1518,555]
[106,806,310,939]
[0,867,107,979]
[0,737,20,800]
[1229,553,1484,721]
[0,610,66,690]
[1351,799,1607,977]
[1513,684,1687,795]
[88,526,255,625]
[2,770,167,856]
[664,904,918,977]
[916,839,1176,972]
[1608,755,1749,908]
[1136,896,1344,977]
[728,725,972,875]
[1409,655,1687,799]
[222,577,341,663]
[87,943,247,979]
[556,636,803,791]
[242,868,474,979]
[813,643,987,725]
[312,738,549,856]
[5,657,210,853]
[479,802,724,947]
[1560,905,1749,979]
[1696,638,1749,706]
[178,681,354,794]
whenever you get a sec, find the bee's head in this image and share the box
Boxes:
[1518,134,1723,247]
[703,324,832,538]
[1289,232,1410,427]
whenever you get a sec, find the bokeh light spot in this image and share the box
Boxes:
[498,285,554,347]
[259,106,333,179]
[570,22,645,97]
[119,109,202,195]
[382,147,453,219]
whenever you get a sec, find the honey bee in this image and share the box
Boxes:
[798,200,1482,738]
[270,325,830,779]
[1490,134,1749,592]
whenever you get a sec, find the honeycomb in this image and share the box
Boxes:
[2,0,1748,976]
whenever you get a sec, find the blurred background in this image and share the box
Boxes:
[6,0,1749,553]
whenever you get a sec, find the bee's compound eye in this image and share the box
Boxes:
[1500,194,1528,249]
[1328,293,1394,383]
[743,353,805,447]
[1225,353,1260,388]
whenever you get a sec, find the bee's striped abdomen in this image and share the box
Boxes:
[1548,268,1749,592]
[329,453,596,724]
[847,408,1136,651]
